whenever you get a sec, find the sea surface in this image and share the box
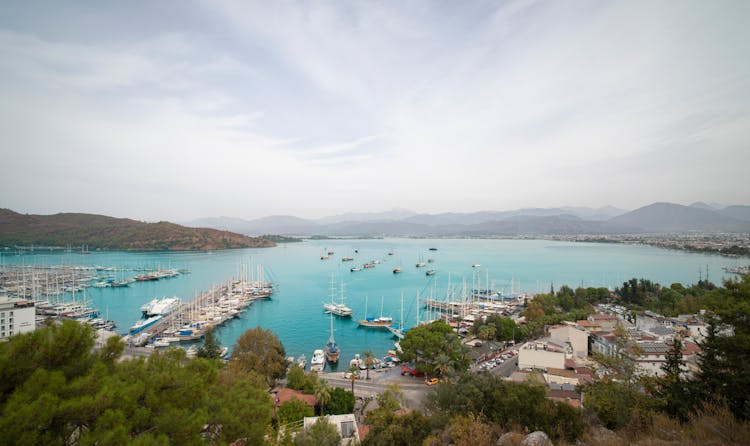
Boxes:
[2,239,746,368]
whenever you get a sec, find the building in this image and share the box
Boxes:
[518,339,571,371]
[302,414,360,445]
[549,324,589,359]
[634,342,670,377]
[589,314,621,331]
[0,298,35,339]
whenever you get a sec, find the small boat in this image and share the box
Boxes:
[472,264,481,268]
[327,251,334,255]
[321,255,329,260]
[342,257,354,262]
[310,349,325,372]
[350,266,362,272]
[363,262,375,268]
[426,270,436,276]
[220,347,229,359]
[297,354,307,370]
[415,262,426,268]
[429,247,438,251]
[427,258,435,263]
[393,267,402,274]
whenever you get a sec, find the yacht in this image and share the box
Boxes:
[310,349,325,372]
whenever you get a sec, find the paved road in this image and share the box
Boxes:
[320,366,432,409]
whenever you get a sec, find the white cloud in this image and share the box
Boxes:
[1,0,749,219]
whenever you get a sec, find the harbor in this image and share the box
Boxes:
[1,238,745,361]
[124,275,273,347]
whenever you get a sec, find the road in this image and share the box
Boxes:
[320,366,432,410]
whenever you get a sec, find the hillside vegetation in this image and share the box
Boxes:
[0,209,275,251]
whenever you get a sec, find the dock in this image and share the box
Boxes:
[125,278,273,346]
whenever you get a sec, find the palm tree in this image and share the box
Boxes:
[435,353,451,378]
[363,350,375,380]
[347,364,358,394]
[314,379,331,415]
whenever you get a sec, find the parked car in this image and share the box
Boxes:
[425,377,439,386]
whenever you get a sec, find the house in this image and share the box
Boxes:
[589,314,620,331]
[549,324,589,358]
[576,319,601,332]
[590,331,621,357]
[303,414,360,445]
[634,342,670,377]
[275,388,317,409]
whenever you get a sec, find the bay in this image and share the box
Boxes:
[2,238,745,367]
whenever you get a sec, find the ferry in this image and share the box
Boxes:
[129,315,163,334]
[141,296,180,317]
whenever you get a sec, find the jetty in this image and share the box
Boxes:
[125,276,273,347]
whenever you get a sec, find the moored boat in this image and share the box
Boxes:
[310,349,325,372]
[325,312,340,363]
[129,315,163,334]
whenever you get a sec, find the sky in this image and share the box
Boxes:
[1,0,749,221]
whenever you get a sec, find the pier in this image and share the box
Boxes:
[125,277,273,346]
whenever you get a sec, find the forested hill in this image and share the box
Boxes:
[0,209,275,251]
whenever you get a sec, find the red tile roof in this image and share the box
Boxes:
[275,388,317,407]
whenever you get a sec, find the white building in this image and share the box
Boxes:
[518,339,571,371]
[549,325,589,359]
[0,298,36,339]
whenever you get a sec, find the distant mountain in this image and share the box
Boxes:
[185,203,750,237]
[689,201,718,211]
[608,203,750,232]
[454,215,637,236]
[315,209,418,225]
[0,209,274,251]
[718,205,750,222]
[185,215,319,236]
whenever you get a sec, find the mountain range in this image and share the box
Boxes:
[0,209,275,251]
[185,203,750,237]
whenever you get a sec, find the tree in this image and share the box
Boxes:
[423,415,494,446]
[398,320,469,376]
[649,337,690,420]
[197,327,222,360]
[294,417,340,446]
[364,350,376,380]
[477,324,495,341]
[362,410,432,446]
[314,379,332,415]
[325,387,355,415]
[693,276,750,420]
[229,326,287,386]
[277,398,314,425]
[286,364,306,390]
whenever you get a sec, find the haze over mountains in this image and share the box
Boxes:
[185,203,750,237]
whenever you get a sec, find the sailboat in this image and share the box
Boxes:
[387,292,408,339]
[415,254,426,268]
[325,311,340,363]
[323,276,353,317]
[356,296,393,329]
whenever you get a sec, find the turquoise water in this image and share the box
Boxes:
[2,239,745,367]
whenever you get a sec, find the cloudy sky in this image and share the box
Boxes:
[1,1,749,221]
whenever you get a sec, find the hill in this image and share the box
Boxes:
[608,202,750,232]
[718,205,750,222]
[0,209,275,251]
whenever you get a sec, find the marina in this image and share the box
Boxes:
[2,238,746,360]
